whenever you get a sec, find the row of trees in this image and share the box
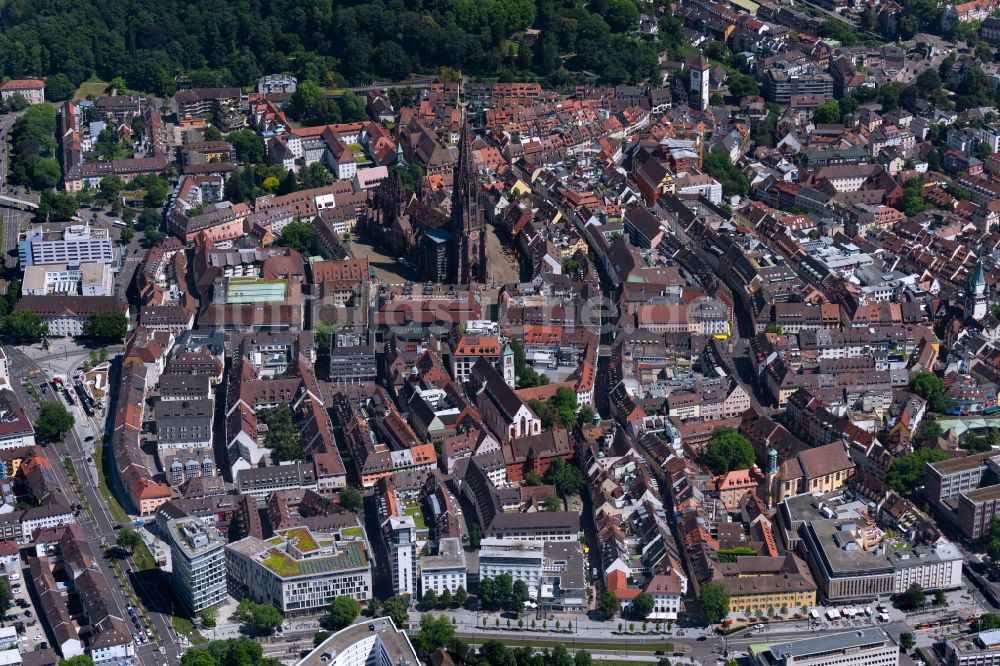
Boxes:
[0,0,658,95]
[478,573,531,613]
[420,585,469,610]
[1,310,127,345]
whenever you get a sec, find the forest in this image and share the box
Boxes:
[0,0,661,95]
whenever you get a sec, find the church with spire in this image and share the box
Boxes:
[360,97,489,287]
[450,118,489,286]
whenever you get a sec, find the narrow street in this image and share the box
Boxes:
[5,345,182,666]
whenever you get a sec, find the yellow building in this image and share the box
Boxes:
[712,554,817,617]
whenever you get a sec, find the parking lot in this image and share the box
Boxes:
[5,568,46,654]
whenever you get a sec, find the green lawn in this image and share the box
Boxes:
[402,502,427,529]
[95,440,132,524]
[132,539,158,571]
[341,526,364,538]
[172,616,196,635]
[74,76,109,101]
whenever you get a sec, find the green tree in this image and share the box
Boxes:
[899,632,915,651]
[203,126,223,142]
[120,227,135,243]
[886,448,948,492]
[0,580,11,610]
[511,579,530,614]
[422,589,438,610]
[702,149,749,198]
[412,614,455,656]
[439,588,452,607]
[313,631,331,647]
[543,495,562,511]
[330,595,360,629]
[200,607,218,628]
[235,599,283,635]
[812,101,842,124]
[454,586,468,606]
[30,158,62,189]
[632,592,654,619]
[479,640,516,666]
[116,528,143,553]
[934,589,947,606]
[228,130,267,164]
[279,220,317,255]
[544,457,585,496]
[35,401,75,440]
[972,614,1000,632]
[2,310,48,343]
[897,583,925,611]
[914,419,943,444]
[705,428,756,474]
[82,312,128,342]
[381,596,410,628]
[45,73,76,101]
[599,590,619,619]
[910,371,945,411]
[59,658,95,666]
[699,581,730,623]
[258,404,304,462]
[339,486,362,512]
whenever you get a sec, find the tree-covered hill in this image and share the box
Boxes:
[0,0,660,95]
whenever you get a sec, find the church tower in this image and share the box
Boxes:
[688,55,710,111]
[965,259,989,322]
[500,344,515,389]
[451,103,489,286]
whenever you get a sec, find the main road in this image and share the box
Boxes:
[5,345,183,666]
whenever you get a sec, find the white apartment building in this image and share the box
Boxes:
[21,262,113,296]
[889,539,964,593]
[480,539,543,595]
[18,225,116,268]
[751,628,899,666]
[296,617,419,666]
[167,517,228,614]
[478,538,586,609]
[226,528,372,615]
[419,537,467,599]
[385,516,417,598]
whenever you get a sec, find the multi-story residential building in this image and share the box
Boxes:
[763,70,834,104]
[17,225,116,268]
[889,539,963,593]
[299,617,419,666]
[258,74,298,95]
[924,452,993,504]
[750,628,899,666]
[419,537,467,599]
[226,527,372,615]
[957,486,1000,540]
[0,79,45,105]
[166,517,228,614]
[384,516,417,598]
[712,554,817,617]
[12,295,129,338]
[0,390,35,450]
[155,399,214,450]
[478,538,585,610]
